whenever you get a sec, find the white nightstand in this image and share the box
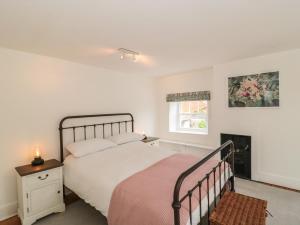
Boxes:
[15,159,65,225]
[142,137,160,147]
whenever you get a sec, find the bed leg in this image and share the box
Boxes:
[229,176,235,192]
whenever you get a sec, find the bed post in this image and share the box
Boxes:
[59,116,67,163]
[172,201,181,225]
[59,127,64,163]
[230,142,235,192]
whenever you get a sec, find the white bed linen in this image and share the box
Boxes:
[64,141,231,224]
[64,141,174,216]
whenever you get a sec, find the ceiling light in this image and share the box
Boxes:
[118,48,139,62]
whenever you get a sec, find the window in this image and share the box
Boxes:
[169,101,208,134]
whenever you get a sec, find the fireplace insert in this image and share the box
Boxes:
[221,133,251,179]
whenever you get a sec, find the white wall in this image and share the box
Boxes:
[212,49,300,190]
[0,47,157,220]
[157,49,300,190]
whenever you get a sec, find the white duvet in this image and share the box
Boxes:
[64,141,231,225]
[64,141,175,216]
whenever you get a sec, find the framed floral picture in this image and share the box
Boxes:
[228,71,279,107]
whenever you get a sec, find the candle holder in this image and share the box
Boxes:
[142,132,147,140]
[31,156,44,166]
[31,146,44,166]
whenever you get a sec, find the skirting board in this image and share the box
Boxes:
[257,172,300,191]
[159,139,215,150]
[0,201,17,221]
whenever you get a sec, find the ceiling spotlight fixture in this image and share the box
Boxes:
[118,48,139,62]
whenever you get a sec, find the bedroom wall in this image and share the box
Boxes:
[212,49,300,190]
[156,49,300,190]
[0,47,157,220]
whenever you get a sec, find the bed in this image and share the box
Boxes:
[59,113,235,225]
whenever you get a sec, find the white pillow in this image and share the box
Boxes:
[66,138,117,157]
[108,132,145,145]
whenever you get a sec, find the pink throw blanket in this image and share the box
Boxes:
[108,154,226,225]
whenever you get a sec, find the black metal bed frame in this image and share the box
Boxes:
[58,113,235,225]
[59,113,134,163]
[173,141,235,225]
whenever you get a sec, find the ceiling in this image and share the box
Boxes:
[0,0,300,76]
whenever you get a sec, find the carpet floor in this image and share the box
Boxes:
[35,178,300,225]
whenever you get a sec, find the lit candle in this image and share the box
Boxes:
[32,145,44,166]
[35,146,40,158]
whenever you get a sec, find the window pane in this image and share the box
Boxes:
[199,101,208,113]
[179,115,191,128]
[198,119,207,128]
[179,116,208,129]
[190,101,200,113]
[190,119,199,129]
[180,101,208,114]
[180,102,190,113]
[172,100,208,134]
[191,119,207,129]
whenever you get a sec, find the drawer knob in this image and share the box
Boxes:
[38,174,49,180]
[57,190,61,194]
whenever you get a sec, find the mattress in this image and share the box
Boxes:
[63,141,230,225]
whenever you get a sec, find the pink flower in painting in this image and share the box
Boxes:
[242,92,250,97]
[237,77,262,102]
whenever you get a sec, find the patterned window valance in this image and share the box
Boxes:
[166,91,211,102]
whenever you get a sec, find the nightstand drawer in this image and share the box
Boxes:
[24,168,61,187]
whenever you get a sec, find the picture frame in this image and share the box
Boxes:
[228,71,279,107]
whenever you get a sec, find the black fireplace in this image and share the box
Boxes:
[221,133,251,179]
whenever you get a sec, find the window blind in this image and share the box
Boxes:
[166,91,210,102]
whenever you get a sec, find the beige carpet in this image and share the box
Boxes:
[235,178,300,225]
[35,178,300,225]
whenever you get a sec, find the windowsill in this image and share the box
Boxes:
[169,130,208,135]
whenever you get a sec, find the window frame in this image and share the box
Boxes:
[169,101,209,135]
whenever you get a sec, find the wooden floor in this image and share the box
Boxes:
[0,216,20,225]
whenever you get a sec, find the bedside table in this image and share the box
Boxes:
[15,159,65,225]
[142,137,160,147]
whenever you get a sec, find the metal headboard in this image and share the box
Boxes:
[59,113,134,162]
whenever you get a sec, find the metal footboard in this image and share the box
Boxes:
[172,140,235,225]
